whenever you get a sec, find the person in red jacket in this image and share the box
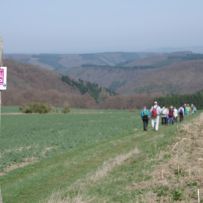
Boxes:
[150,101,161,131]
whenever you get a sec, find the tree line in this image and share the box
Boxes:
[61,75,116,103]
[155,90,203,109]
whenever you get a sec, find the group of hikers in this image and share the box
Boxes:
[140,101,197,131]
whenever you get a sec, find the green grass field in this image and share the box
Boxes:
[1,106,20,113]
[0,108,199,203]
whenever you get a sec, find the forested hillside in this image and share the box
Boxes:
[61,75,116,103]
[2,60,146,108]
[6,52,203,96]
[1,60,95,107]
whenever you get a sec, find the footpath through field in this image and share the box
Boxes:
[47,112,203,203]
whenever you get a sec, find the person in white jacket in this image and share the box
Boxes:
[173,107,178,122]
[150,101,162,131]
[161,106,169,125]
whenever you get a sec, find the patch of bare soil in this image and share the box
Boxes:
[0,145,56,176]
[129,113,203,202]
[42,146,57,157]
[0,157,37,176]
[1,112,24,116]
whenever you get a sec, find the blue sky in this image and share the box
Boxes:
[1,0,203,53]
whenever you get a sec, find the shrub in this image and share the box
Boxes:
[19,103,52,114]
[62,105,70,113]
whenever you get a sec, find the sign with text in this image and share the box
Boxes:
[0,67,7,90]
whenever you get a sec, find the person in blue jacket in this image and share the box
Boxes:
[140,106,150,131]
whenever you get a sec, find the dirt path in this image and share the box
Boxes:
[47,147,140,203]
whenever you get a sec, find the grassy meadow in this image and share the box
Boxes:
[0,107,199,202]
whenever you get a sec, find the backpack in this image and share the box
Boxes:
[142,110,149,118]
[179,108,183,115]
[169,109,174,117]
[151,107,157,118]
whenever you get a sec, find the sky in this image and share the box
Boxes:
[1,0,203,53]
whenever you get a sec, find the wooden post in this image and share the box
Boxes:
[0,37,3,203]
[0,37,2,65]
[0,37,3,135]
[198,189,200,203]
[160,167,164,180]
[0,90,1,135]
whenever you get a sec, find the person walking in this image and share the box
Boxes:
[168,106,174,124]
[178,105,184,122]
[150,101,161,131]
[191,104,197,114]
[161,106,169,125]
[185,104,191,116]
[173,107,178,123]
[140,106,150,131]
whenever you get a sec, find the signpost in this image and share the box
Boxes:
[0,37,6,203]
[0,36,3,203]
[0,37,3,136]
[0,66,7,135]
[0,67,7,90]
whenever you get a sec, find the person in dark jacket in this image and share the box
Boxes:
[168,106,174,124]
[140,106,150,131]
[178,105,184,122]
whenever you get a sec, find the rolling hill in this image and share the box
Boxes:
[5,52,203,96]
[67,59,203,96]
[5,52,161,71]
[1,60,113,107]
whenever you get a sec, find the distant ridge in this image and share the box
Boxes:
[5,52,203,96]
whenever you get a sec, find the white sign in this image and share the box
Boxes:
[0,67,7,90]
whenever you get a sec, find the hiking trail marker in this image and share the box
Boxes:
[0,67,7,91]
[0,66,7,135]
